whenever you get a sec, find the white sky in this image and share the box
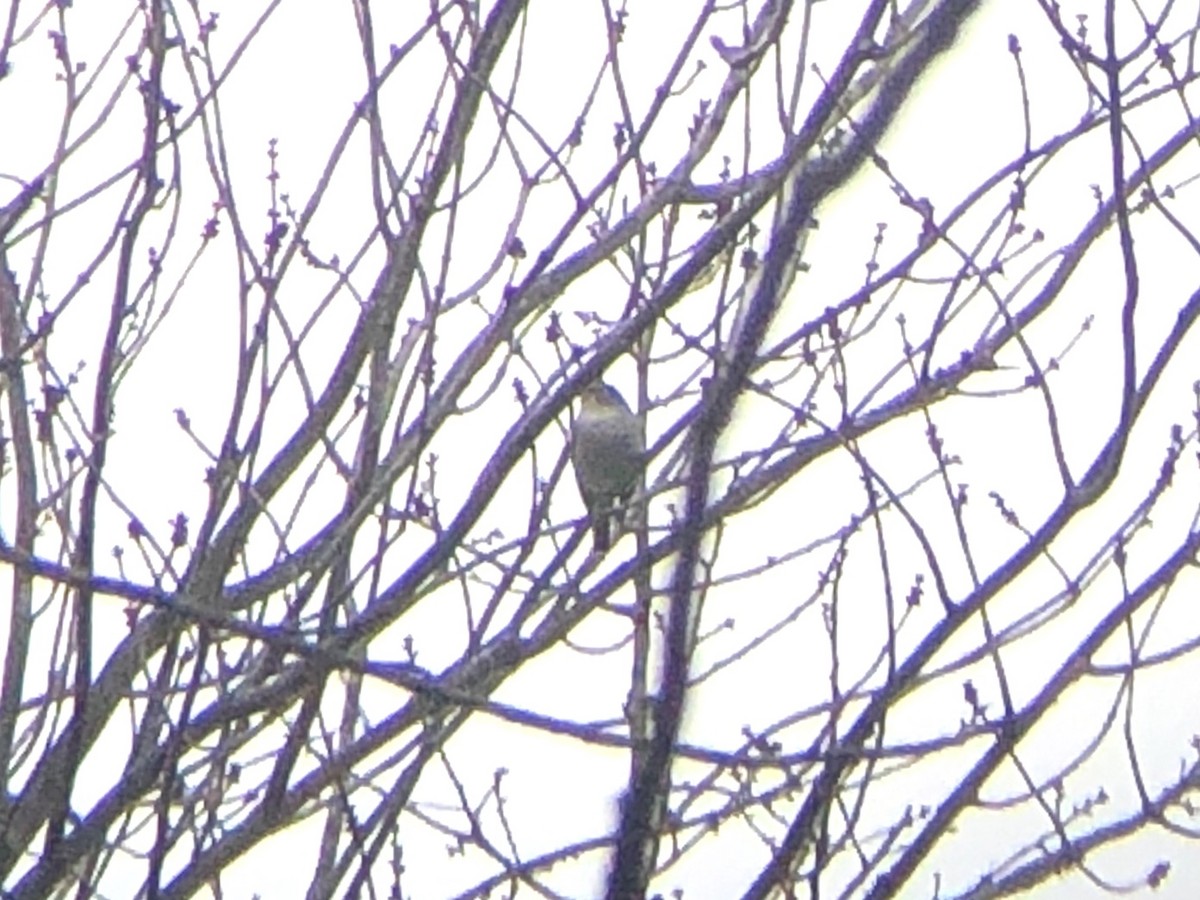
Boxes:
[3,0,1200,898]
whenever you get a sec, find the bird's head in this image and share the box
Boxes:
[580,382,630,415]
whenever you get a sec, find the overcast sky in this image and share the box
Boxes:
[3,1,1200,897]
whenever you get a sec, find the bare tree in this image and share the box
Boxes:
[2,0,1199,897]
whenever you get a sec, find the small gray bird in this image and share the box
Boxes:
[571,382,644,552]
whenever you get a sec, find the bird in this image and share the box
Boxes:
[571,382,644,552]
